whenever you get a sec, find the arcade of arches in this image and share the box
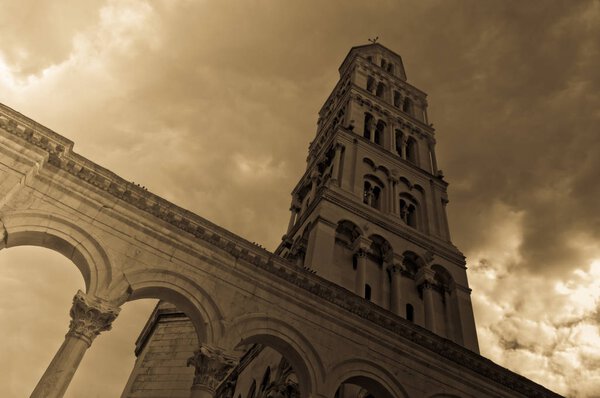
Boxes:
[0,42,561,398]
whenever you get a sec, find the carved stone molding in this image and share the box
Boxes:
[67,290,120,347]
[187,344,238,392]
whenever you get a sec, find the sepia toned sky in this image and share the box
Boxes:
[0,1,599,397]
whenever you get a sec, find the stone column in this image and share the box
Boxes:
[188,344,238,398]
[330,143,343,185]
[30,290,119,398]
[400,136,407,159]
[388,258,403,316]
[309,171,319,202]
[353,238,370,297]
[428,139,438,174]
[416,267,437,333]
[386,177,393,214]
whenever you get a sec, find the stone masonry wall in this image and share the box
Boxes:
[120,303,197,398]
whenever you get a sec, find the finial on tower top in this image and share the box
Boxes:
[368,36,379,44]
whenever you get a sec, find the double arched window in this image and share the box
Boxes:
[363,180,382,210]
[399,195,418,228]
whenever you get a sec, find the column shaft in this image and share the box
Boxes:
[355,252,367,296]
[330,144,343,184]
[422,286,437,332]
[287,207,298,233]
[390,268,402,315]
[30,336,88,398]
[30,290,119,398]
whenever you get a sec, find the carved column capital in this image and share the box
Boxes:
[416,267,437,289]
[352,237,371,257]
[388,263,404,274]
[67,290,120,347]
[187,344,238,393]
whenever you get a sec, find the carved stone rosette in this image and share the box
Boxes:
[187,344,238,392]
[66,290,120,347]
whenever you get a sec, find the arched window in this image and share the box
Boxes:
[365,284,372,301]
[393,91,401,107]
[248,380,257,398]
[366,76,375,93]
[374,120,385,146]
[372,186,381,209]
[406,137,418,165]
[260,367,271,392]
[363,180,382,210]
[363,113,374,140]
[376,82,385,98]
[403,97,413,115]
[395,130,403,157]
[381,58,387,69]
[387,63,394,74]
[406,303,414,322]
[399,196,418,228]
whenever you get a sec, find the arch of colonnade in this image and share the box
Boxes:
[0,104,561,398]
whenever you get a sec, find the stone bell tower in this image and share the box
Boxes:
[276,43,479,352]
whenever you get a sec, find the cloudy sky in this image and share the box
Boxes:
[0,1,599,397]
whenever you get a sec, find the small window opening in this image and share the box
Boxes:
[260,367,271,392]
[403,97,413,115]
[387,63,394,74]
[393,91,401,107]
[406,137,417,164]
[366,76,375,93]
[406,303,414,322]
[363,113,374,140]
[407,205,417,228]
[371,186,381,209]
[363,181,372,205]
[374,120,385,146]
[376,82,385,98]
[365,284,372,301]
[395,130,403,157]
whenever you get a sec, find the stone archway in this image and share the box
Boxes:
[0,211,116,296]
[327,359,409,398]
[220,313,326,398]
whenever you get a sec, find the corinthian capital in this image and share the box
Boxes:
[187,344,238,392]
[67,290,120,346]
